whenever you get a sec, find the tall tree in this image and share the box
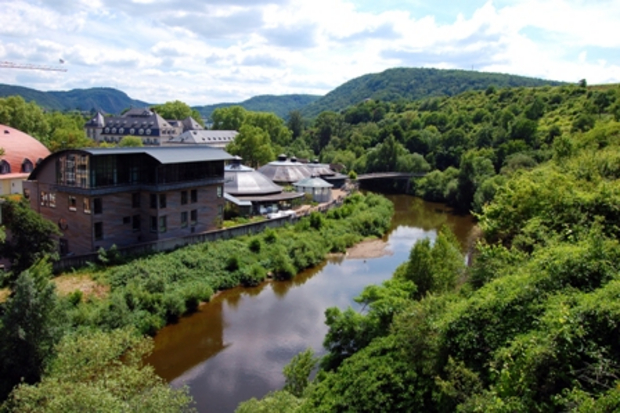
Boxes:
[211,106,247,130]
[151,100,205,127]
[226,125,274,168]
[0,260,66,400]
[0,198,61,283]
[287,110,304,139]
[0,96,50,140]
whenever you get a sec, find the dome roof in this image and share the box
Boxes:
[0,124,51,177]
[257,155,312,184]
[225,157,284,196]
[306,159,335,176]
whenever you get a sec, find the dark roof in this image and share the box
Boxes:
[28,146,233,180]
[82,146,233,164]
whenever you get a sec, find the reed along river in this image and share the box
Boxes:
[145,194,476,412]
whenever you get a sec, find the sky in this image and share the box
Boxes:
[0,0,618,106]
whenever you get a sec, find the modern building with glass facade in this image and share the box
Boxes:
[23,146,233,256]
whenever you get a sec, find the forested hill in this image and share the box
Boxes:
[0,84,150,114]
[301,67,566,118]
[192,94,321,121]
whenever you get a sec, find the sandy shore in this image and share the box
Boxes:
[345,238,392,259]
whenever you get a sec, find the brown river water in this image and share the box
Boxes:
[145,194,476,412]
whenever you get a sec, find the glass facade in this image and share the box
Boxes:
[55,153,223,189]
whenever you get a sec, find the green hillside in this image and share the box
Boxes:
[0,84,65,111]
[193,94,321,121]
[301,67,567,118]
[240,83,620,412]
[0,84,150,114]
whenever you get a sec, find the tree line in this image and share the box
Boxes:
[237,83,620,412]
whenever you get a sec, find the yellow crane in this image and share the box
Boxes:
[0,60,67,72]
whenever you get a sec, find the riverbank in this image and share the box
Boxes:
[344,238,392,259]
[56,192,394,336]
[147,194,476,412]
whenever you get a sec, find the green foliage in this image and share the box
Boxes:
[236,391,301,413]
[226,124,274,168]
[3,329,195,412]
[0,198,61,283]
[0,261,66,401]
[402,227,465,298]
[118,135,144,147]
[151,100,205,127]
[283,349,317,397]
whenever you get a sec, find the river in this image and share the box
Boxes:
[145,194,476,412]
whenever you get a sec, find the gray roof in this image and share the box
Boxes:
[182,117,204,131]
[306,162,335,176]
[257,157,312,184]
[293,177,333,188]
[225,160,284,196]
[167,130,238,145]
[81,146,234,164]
[98,108,177,137]
[85,111,106,127]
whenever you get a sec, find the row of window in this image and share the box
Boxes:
[41,187,221,213]
[0,158,39,174]
[93,210,199,240]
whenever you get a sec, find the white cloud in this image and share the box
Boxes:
[0,0,618,106]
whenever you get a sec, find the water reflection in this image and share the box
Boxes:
[146,195,475,413]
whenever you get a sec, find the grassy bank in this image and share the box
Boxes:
[63,192,394,335]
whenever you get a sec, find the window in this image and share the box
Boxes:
[181,211,188,228]
[190,209,197,226]
[150,194,157,209]
[218,204,223,218]
[59,239,69,256]
[22,159,33,173]
[49,193,56,208]
[150,216,157,232]
[83,198,91,214]
[191,189,197,203]
[123,216,131,224]
[181,190,188,205]
[217,185,223,198]
[0,160,11,174]
[132,215,141,232]
[159,194,167,209]
[69,196,77,211]
[132,192,140,208]
[94,198,102,214]
[159,216,167,233]
[94,222,103,240]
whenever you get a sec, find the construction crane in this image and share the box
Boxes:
[0,61,67,72]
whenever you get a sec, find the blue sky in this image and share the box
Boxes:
[0,0,618,105]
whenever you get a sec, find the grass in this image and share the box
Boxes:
[52,273,109,300]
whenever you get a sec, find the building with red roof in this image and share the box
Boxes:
[0,124,51,195]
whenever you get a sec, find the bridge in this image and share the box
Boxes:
[356,172,426,181]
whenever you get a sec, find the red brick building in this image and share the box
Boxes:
[23,146,233,256]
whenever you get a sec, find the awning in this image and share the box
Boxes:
[224,192,252,207]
